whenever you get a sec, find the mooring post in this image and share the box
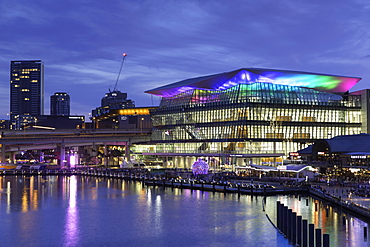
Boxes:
[297,215,302,247]
[302,219,308,247]
[277,201,281,230]
[291,212,297,245]
[283,206,288,235]
[309,224,314,247]
[323,233,330,247]
[287,209,292,241]
[315,229,322,247]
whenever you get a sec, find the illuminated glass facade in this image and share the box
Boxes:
[146,68,364,167]
[10,60,44,125]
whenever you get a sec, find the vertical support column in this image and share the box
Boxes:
[92,142,97,156]
[10,151,16,164]
[125,141,131,163]
[60,142,66,169]
[104,143,109,167]
[75,146,80,166]
[1,144,5,163]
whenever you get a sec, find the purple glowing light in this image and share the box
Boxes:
[192,159,209,175]
[145,68,362,97]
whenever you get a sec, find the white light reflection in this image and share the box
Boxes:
[63,176,79,246]
[153,194,163,235]
[7,181,11,214]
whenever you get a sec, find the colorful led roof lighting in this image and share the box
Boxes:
[145,68,362,97]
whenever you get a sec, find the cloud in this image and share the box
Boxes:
[1,0,370,119]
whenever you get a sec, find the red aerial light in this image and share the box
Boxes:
[122,53,127,56]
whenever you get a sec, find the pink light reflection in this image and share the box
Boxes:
[63,176,79,246]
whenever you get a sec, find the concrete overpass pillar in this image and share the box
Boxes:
[10,151,16,163]
[104,143,109,167]
[1,144,5,163]
[92,143,97,156]
[60,143,66,168]
[125,142,131,162]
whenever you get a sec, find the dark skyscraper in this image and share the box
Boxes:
[50,92,70,116]
[10,60,44,120]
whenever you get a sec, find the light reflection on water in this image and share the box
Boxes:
[64,176,79,247]
[0,176,369,246]
[268,195,370,247]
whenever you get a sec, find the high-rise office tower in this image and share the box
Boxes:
[10,60,44,120]
[50,92,70,116]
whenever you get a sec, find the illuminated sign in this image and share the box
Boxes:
[351,155,366,159]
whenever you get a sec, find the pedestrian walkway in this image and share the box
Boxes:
[314,184,370,209]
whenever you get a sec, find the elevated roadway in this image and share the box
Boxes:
[0,128,152,163]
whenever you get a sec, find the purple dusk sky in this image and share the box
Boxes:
[1,0,370,120]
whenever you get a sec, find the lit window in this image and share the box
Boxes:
[14,85,19,87]
[21,89,29,92]
[24,98,29,101]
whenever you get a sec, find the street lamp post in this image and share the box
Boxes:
[140,118,144,135]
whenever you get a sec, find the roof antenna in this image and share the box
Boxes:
[113,53,128,92]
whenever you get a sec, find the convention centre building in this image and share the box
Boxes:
[144,68,368,169]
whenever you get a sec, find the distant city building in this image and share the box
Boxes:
[10,60,44,129]
[92,90,135,118]
[32,115,84,129]
[17,115,85,130]
[14,115,37,130]
[101,90,135,109]
[91,107,156,129]
[0,120,9,130]
[50,92,70,116]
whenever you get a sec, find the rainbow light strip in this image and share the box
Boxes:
[145,68,361,97]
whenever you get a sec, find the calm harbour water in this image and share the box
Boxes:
[0,176,369,247]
